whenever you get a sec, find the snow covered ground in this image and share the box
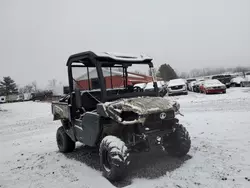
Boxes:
[1,87,250,188]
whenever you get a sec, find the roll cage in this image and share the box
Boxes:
[66,51,159,119]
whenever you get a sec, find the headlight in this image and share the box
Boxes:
[173,101,180,112]
[121,111,139,121]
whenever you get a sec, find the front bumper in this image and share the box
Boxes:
[168,89,187,95]
[128,118,178,152]
[206,89,225,93]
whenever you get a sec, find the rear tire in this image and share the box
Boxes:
[56,126,75,153]
[99,136,130,181]
[163,124,191,157]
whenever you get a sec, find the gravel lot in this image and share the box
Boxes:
[1,87,250,188]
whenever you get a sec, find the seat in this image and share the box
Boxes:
[80,91,101,111]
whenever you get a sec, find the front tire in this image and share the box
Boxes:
[99,136,130,181]
[163,124,191,157]
[56,126,75,153]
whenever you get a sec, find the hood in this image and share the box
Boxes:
[168,79,186,87]
[204,82,225,87]
[98,96,179,125]
[105,97,176,114]
[231,77,245,84]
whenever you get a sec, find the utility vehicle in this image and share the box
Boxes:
[51,51,191,181]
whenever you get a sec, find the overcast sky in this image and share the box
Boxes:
[0,0,249,88]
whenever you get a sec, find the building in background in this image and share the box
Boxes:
[75,69,153,90]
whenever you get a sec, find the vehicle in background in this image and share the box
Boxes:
[192,79,204,93]
[144,81,167,97]
[186,78,196,84]
[5,94,18,103]
[186,78,196,91]
[16,94,24,102]
[23,93,33,101]
[133,83,147,91]
[188,80,196,91]
[211,74,232,88]
[230,71,250,87]
[241,75,250,87]
[230,76,245,87]
[199,79,226,94]
[167,78,188,96]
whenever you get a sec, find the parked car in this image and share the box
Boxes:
[211,74,232,88]
[188,80,197,91]
[230,76,245,87]
[193,79,204,93]
[144,81,167,96]
[199,79,226,94]
[241,75,250,87]
[133,83,147,90]
[186,78,196,91]
[167,78,188,96]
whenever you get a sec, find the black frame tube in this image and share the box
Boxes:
[125,67,128,87]
[67,57,158,105]
[110,67,113,89]
[87,67,91,90]
[123,67,125,88]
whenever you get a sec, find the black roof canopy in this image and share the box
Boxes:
[66,51,153,67]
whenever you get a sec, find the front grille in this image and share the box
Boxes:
[146,111,174,122]
[144,110,175,130]
[212,86,222,89]
[171,85,183,90]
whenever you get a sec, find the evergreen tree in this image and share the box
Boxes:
[158,64,178,81]
[0,76,18,96]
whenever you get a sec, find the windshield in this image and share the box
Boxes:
[104,64,157,98]
[169,79,185,85]
[204,79,222,85]
[71,63,158,101]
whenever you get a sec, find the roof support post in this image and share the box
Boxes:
[87,67,91,90]
[110,67,113,89]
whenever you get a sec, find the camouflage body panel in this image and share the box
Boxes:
[100,97,179,125]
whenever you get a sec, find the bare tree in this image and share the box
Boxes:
[180,66,250,78]
[48,79,57,89]
[19,84,36,94]
[32,81,37,92]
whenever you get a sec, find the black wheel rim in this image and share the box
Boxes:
[102,150,112,171]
